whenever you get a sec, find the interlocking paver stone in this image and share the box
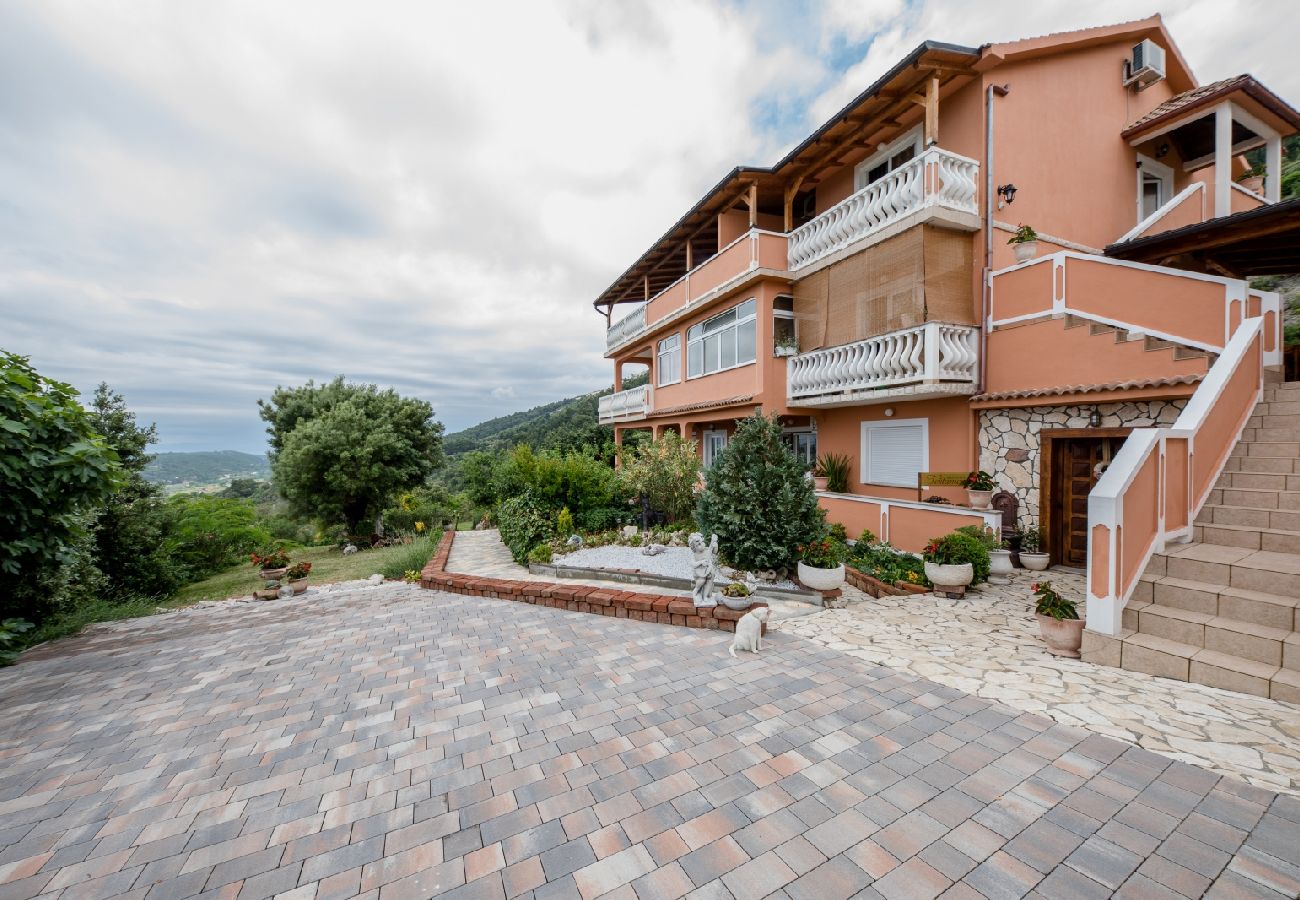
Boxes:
[0,584,1291,899]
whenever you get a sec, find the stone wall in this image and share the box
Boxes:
[978,400,1186,527]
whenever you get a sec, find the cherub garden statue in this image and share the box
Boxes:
[689,532,720,608]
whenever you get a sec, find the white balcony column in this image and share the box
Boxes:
[922,322,940,383]
[1265,134,1282,203]
[1214,103,1233,218]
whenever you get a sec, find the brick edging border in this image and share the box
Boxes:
[845,564,930,597]
[419,530,764,633]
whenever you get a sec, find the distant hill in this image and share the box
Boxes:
[144,451,269,486]
[443,373,647,456]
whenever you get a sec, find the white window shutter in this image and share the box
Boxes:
[862,420,927,486]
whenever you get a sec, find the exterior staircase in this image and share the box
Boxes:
[1062,315,1217,363]
[1109,377,1300,704]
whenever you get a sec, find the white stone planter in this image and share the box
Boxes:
[988,549,1013,584]
[1020,552,1050,571]
[1013,240,1038,263]
[798,561,846,591]
[966,489,993,509]
[924,562,973,592]
[1036,613,1085,658]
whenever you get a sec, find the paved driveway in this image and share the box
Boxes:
[1,587,1297,899]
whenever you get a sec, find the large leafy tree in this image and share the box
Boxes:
[86,384,181,601]
[696,412,826,571]
[259,378,444,533]
[0,353,120,622]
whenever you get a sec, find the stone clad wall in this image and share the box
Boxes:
[978,400,1186,528]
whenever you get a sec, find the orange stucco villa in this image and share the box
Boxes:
[592,17,1300,699]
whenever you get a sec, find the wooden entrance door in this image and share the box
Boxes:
[1045,432,1128,568]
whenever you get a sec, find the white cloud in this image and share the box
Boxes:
[1,1,1292,451]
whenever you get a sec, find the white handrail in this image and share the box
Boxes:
[606,303,647,350]
[788,147,979,270]
[1116,182,1204,243]
[597,384,652,423]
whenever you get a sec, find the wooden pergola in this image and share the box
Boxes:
[593,41,981,316]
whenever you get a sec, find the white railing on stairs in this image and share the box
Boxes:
[787,323,979,402]
[788,147,979,270]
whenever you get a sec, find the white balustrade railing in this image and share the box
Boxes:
[788,147,979,270]
[597,384,652,423]
[605,303,647,351]
[786,323,978,401]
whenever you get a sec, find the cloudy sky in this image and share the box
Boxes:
[3,1,1294,453]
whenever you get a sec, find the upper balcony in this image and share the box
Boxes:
[605,229,788,355]
[787,147,980,272]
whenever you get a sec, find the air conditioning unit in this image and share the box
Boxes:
[1124,39,1166,90]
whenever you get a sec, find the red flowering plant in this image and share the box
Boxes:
[797,537,843,569]
[964,470,994,491]
[250,547,290,570]
[286,561,312,581]
[1032,581,1079,620]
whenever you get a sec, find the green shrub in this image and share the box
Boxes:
[574,506,633,532]
[498,492,553,564]
[922,531,991,584]
[816,454,852,493]
[617,432,701,523]
[556,507,574,537]
[696,413,826,571]
[164,496,273,581]
[528,543,555,565]
[1032,580,1078,620]
[378,536,436,579]
[0,618,34,665]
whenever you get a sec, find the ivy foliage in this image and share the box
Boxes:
[696,413,826,571]
[497,491,553,564]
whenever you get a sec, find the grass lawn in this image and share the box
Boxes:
[172,538,436,604]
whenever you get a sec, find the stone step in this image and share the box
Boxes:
[1263,383,1300,400]
[1258,400,1300,416]
[1192,522,1300,553]
[1221,455,1300,475]
[1128,598,1294,665]
[1195,504,1300,531]
[1116,633,1285,699]
[1229,440,1300,459]
[1240,425,1300,442]
[1246,413,1300,429]
[1138,574,1298,630]
[1215,470,1300,492]
[1209,487,1300,511]
[1156,544,1300,595]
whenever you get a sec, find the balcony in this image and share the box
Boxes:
[605,230,789,355]
[597,384,652,424]
[787,147,979,271]
[787,323,979,408]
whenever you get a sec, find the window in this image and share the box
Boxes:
[855,127,922,191]
[773,295,796,355]
[1136,154,1174,222]
[782,430,817,466]
[860,418,928,487]
[656,334,680,386]
[702,430,728,467]
[687,298,756,378]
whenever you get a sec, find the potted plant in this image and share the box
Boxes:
[923,531,989,597]
[1019,526,1050,571]
[988,537,1013,584]
[253,579,282,601]
[251,547,290,580]
[797,537,846,591]
[1033,581,1084,657]
[719,582,756,610]
[811,458,830,492]
[286,561,312,594]
[819,453,851,493]
[1008,224,1039,263]
[963,470,995,509]
[774,335,799,358]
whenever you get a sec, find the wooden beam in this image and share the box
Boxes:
[748,182,758,227]
[924,74,939,145]
[783,174,806,232]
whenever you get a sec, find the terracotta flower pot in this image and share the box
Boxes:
[798,561,846,591]
[1020,552,1050,571]
[252,588,280,600]
[259,567,288,580]
[966,489,993,510]
[813,476,830,492]
[1036,613,1085,658]
[290,578,308,595]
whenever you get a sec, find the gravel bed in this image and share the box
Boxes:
[556,545,798,591]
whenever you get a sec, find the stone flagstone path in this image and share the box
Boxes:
[777,571,1300,797]
[1,583,1298,898]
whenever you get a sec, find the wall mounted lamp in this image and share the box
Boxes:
[1088,408,1103,428]
[996,183,1018,207]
